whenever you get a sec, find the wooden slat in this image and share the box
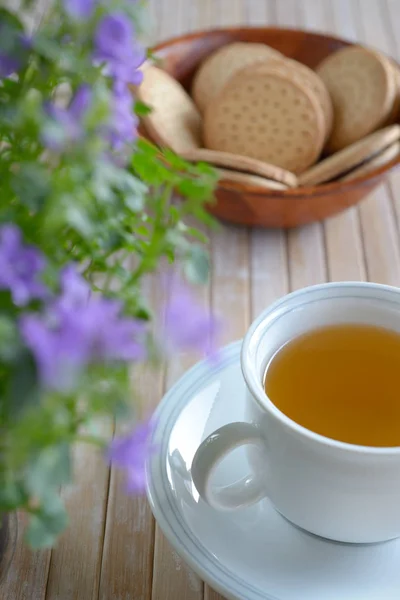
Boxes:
[323,209,366,281]
[150,0,212,597]
[203,0,250,588]
[328,0,358,42]
[46,421,112,600]
[99,366,158,600]
[287,223,327,289]
[98,255,162,600]
[244,0,268,25]
[363,0,400,258]
[151,281,209,599]
[216,0,245,26]
[204,587,228,600]
[359,187,400,284]
[273,0,327,290]
[2,514,50,600]
[188,0,214,31]
[211,224,251,343]
[245,1,289,313]
[383,0,400,237]
[299,0,366,283]
[202,230,251,600]
[250,229,289,316]
[348,0,400,285]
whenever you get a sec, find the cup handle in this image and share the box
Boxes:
[191,422,268,510]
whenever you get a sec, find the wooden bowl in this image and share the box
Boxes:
[146,27,400,228]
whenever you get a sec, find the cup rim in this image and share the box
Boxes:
[241,281,400,456]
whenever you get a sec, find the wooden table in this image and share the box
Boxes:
[3,0,400,598]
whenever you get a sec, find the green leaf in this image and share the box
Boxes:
[0,316,19,362]
[131,151,171,187]
[120,175,147,212]
[177,177,214,202]
[66,204,94,238]
[0,480,27,510]
[162,149,191,171]
[25,444,71,498]
[25,494,68,549]
[184,226,208,244]
[0,9,24,34]
[134,306,152,321]
[136,137,159,157]
[0,10,24,60]
[184,245,210,285]
[12,163,50,211]
[134,100,152,117]
[6,349,40,417]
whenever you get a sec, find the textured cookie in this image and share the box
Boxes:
[339,141,400,182]
[192,42,284,113]
[385,59,400,125]
[180,148,298,187]
[317,46,397,152]
[217,168,288,191]
[298,125,400,186]
[204,66,325,174]
[137,66,202,153]
[252,58,333,141]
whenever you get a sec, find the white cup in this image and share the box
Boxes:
[191,282,400,544]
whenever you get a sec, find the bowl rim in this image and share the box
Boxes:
[151,26,400,197]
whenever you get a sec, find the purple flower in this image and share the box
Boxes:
[42,84,92,150]
[162,278,220,357]
[63,0,96,20]
[108,418,156,493]
[94,13,145,84]
[0,23,30,77]
[0,53,20,78]
[20,265,147,390]
[109,83,138,150]
[0,224,47,306]
[57,264,91,309]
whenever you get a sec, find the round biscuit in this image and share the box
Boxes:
[192,42,283,113]
[385,59,400,125]
[179,148,298,187]
[138,66,202,153]
[339,141,400,182]
[203,67,325,174]
[298,125,400,186]
[251,58,333,142]
[317,45,397,152]
[217,168,288,191]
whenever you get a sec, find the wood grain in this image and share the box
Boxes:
[99,369,157,600]
[152,274,209,599]
[298,0,366,284]
[351,0,400,286]
[202,4,248,600]
[273,0,327,290]
[150,1,212,598]
[2,513,50,600]
[46,420,112,600]
[384,0,400,238]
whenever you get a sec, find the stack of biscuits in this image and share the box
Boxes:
[137,41,400,191]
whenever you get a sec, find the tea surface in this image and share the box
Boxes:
[264,323,400,447]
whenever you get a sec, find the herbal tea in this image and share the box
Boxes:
[264,323,400,447]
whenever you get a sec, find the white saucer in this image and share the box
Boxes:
[146,341,400,600]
